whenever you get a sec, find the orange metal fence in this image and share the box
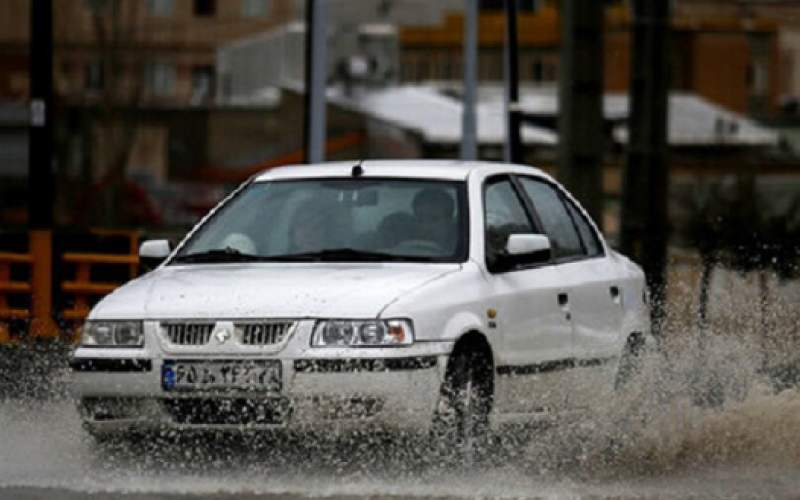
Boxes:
[61,252,139,324]
[0,252,33,343]
[0,229,141,343]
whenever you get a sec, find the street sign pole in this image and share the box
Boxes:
[504,0,522,164]
[620,0,671,334]
[558,0,605,227]
[461,0,478,161]
[28,0,58,339]
[303,0,327,164]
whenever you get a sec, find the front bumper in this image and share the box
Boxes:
[70,339,452,434]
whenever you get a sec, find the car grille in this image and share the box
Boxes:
[163,398,291,426]
[160,320,296,346]
[238,321,295,346]
[163,323,214,346]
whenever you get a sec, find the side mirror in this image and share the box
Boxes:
[491,234,551,272]
[506,233,551,260]
[139,239,171,261]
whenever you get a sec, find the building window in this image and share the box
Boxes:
[85,60,105,91]
[146,62,176,97]
[191,66,215,104]
[416,59,430,82]
[531,59,543,82]
[400,55,416,81]
[146,0,174,17]
[242,0,269,17]
[194,0,216,16]
[544,61,557,81]
[442,55,453,80]
[479,0,503,10]
[748,61,769,97]
[480,0,539,11]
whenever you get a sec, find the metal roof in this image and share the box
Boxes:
[330,85,558,146]
[506,86,780,147]
[334,84,778,148]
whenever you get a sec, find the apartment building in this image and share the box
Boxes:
[398,0,780,119]
[0,0,293,105]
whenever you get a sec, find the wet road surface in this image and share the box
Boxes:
[1,388,799,500]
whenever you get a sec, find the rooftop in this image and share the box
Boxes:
[330,85,559,146]
[334,84,780,148]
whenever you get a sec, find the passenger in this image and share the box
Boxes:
[412,188,456,250]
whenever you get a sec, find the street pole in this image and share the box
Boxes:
[504,0,522,164]
[303,0,327,164]
[558,0,605,227]
[461,0,478,161]
[29,0,54,229]
[28,0,58,339]
[620,0,671,334]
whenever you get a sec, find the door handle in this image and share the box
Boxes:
[557,292,569,308]
[610,285,622,304]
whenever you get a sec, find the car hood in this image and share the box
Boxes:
[91,263,461,320]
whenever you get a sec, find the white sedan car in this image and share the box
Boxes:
[70,160,650,444]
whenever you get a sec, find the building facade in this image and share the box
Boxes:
[398,0,781,119]
[0,0,294,105]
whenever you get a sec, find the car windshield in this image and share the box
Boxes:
[173,178,468,263]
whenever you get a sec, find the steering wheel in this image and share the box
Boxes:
[391,239,445,256]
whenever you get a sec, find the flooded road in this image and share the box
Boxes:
[2,277,800,499]
[1,379,799,499]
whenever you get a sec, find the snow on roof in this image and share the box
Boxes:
[331,85,558,146]
[334,84,777,148]
[611,93,780,147]
[503,86,778,147]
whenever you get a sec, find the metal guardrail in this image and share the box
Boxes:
[60,253,139,322]
[0,252,33,343]
[0,229,141,343]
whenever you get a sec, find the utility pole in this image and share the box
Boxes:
[620,0,671,333]
[504,0,522,164]
[29,0,54,229]
[28,0,58,338]
[558,0,605,227]
[303,0,327,164]
[461,0,478,161]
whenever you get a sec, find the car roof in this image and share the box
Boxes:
[253,159,551,182]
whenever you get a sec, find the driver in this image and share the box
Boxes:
[412,188,456,251]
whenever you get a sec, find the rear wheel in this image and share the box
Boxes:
[431,348,493,461]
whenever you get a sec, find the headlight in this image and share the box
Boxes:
[311,319,414,347]
[80,321,144,347]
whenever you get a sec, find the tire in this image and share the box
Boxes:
[431,348,493,461]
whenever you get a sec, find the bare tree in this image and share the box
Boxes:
[63,0,152,227]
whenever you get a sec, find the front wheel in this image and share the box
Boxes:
[431,349,493,461]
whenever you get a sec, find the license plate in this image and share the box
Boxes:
[162,360,282,393]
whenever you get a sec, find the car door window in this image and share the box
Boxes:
[484,177,535,268]
[517,177,584,260]
[564,198,603,257]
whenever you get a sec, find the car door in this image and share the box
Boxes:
[482,175,572,415]
[516,176,623,407]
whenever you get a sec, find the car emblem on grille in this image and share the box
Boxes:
[215,328,232,344]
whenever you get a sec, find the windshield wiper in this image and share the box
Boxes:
[268,248,438,263]
[172,247,266,264]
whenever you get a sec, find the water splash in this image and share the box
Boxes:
[1,269,799,498]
